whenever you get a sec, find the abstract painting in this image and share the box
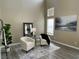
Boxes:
[55,15,77,31]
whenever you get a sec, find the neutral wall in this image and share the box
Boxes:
[46,0,56,9]
[47,0,79,47]
[0,0,44,42]
[0,0,2,18]
[0,0,2,45]
[0,7,1,18]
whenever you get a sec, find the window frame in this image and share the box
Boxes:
[46,7,55,36]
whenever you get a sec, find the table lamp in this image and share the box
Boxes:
[32,28,36,37]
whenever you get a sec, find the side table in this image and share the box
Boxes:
[32,35,41,46]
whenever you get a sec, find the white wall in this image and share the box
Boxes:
[0,0,2,18]
[34,13,44,35]
[46,0,56,9]
[0,0,44,42]
[0,11,1,44]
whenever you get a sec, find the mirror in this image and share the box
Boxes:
[23,23,33,37]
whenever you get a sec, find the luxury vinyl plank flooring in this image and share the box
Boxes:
[52,42,79,59]
[1,42,79,59]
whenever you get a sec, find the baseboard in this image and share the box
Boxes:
[51,40,79,50]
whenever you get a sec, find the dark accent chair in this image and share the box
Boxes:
[40,34,50,45]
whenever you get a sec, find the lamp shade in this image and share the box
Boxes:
[32,28,36,32]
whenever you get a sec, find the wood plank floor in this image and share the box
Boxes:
[1,42,79,59]
[50,42,79,59]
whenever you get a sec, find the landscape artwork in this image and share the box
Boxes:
[55,15,77,31]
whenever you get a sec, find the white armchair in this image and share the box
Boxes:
[39,36,48,45]
[39,34,50,45]
[20,36,35,51]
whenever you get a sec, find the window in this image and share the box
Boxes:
[47,8,54,17]
[47,18,54,35]
[47,8,54,35]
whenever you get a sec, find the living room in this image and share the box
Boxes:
[0,0,79,59]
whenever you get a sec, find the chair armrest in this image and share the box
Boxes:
[28,38,35,42]
[39,35,47,41]
[21,36,35,42]
[20,40,28,45]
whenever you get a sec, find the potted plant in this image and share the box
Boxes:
[2,24,12,45]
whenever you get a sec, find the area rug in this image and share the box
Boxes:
[15,43,60,59]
